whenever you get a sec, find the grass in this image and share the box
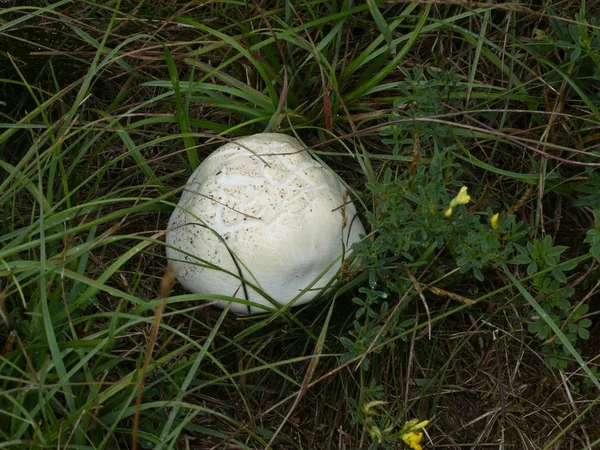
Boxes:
[1,0,600,449]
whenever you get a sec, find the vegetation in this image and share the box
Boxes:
[1,0,600,448]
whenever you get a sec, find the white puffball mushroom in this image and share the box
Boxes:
[166,133,365,315]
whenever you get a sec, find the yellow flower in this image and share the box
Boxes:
[402,431,424,450]
[400,419,429,450]
[490,213,500,231]
[444,186,471,217]
[450,186,471,207]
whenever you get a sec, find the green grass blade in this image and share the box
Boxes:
[502,264,600,391]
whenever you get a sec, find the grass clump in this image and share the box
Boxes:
[1,0,600,449]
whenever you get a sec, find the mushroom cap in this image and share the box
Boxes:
[166,133,365,315]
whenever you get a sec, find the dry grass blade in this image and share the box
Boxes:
[131,265,175,450]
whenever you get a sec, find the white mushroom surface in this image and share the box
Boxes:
[166,133,365,315]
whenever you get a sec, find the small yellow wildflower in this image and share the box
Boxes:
[490,213,500,231]
[400,419,429,450]
[444,186,471,217]
[402,431,424,450]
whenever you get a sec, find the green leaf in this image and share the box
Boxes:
[164,46,199,169]
[551,268,567,284]
[529,320,549,339]
[568,24,584,44]
[366,0,393,49]
[527,262,538,275]
[558,260,577,272]
[591,242,600,261]
[578,328,590,340]
[556,40,575,48]
[576,304,590,316]
[547,245,567,258]
[507,254,531,265]
[557,298,571,311]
